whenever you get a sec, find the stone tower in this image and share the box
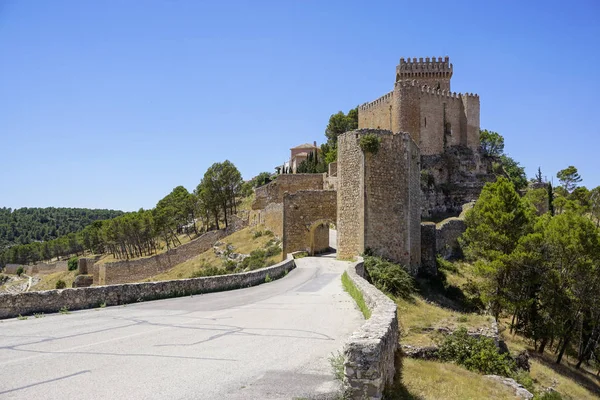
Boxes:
[337,129,421,274]
[396,56,453,91]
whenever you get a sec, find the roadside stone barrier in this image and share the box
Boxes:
[343,258,399,399]
[0,255,295,319]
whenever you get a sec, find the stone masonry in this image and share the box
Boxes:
[282,190,337,256]
[337,129,421,273]
[344,258,399,399]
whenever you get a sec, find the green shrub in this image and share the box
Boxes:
[59,306,70,314]
[222,259,237,271]
[68,256,78,271]
[265,273,272,283]
[436,255,459,273]
[364,255,415,299]
[16,266,24,276]
[328,351,345,381]
[190,266,228,278]
[512,369,534,394]
[240,249,267,271]
[55,280,67,289]
[0,274,9,285]
[535,391,563,400]
[437,327,516,376]
[265,245,282,257]
[359,133,381,154]
[253,230,264,239]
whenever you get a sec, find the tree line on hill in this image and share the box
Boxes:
[0,160,253,267]
[0,207,124,253]
[461,144,600,368]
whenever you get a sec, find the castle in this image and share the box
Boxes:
[250,56,490,273]
[358,56,480,157]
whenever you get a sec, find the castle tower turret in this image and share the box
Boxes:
[396,56,453,91]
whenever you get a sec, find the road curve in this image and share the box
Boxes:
[0,254,363,400]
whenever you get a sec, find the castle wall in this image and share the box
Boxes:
[97,230,226,285]
[252,174,325,210]
[337,131,365,260]
[357,91,394,131]
[337,129,421,272]
[282,190,337,256]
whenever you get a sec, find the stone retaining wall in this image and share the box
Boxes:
[343,258,399,399]
[97,230,226,285]
[0,256,296,319]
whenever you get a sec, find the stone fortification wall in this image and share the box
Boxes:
[4,261,68,275]
[0,256,296,319]
[98,230,226,285]
[420,209,469,275]
[337,129,421,272]
[436,217,466,259]
[282,190,337,255]
[252,174,325,210]
[358,91,394,131]
[343,258,399,399]
[358,57,480,157]
[337,130,364,260]
[420,222,437,276]
[248,202,284,238]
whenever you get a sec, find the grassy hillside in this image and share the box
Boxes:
[388,261,600,400]
[147,225,282,281]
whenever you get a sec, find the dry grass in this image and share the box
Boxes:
[501,330,600,399]
[147,226,281,281]
[31,270,78,291]
[398,358,519,399]
[397,295,492,347]
[436,261,600,399]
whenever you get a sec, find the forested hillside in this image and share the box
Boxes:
[0,207,124,252]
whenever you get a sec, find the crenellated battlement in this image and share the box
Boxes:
[396,56,453,80]
[418,85,479,100]
[359,90,394,111]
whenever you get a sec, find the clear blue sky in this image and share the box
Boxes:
[1,0,599,211]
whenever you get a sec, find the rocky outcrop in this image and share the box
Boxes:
[485,375,534,399]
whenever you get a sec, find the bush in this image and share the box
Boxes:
[240,249,267,271]
[253,230,264,239]
[0,274,9,285]
[437,327,516,376]
[265,245,282,257]
[55,280,67,289]
[512,369,534,393]
[535,391,563,400]
[359,133,381,154]
[436,255,459,273]
[264,273,272,283]
[222,259,237,272]
[364,255,415,299]
[16,266,24,276]
[68,256,78,271]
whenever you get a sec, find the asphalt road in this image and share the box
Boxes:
[0,254,362,400]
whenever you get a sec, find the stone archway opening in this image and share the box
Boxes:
[308,219,335,256]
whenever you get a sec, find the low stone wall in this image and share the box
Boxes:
[3,261,68,275]
[98,230,226,285]
[0,255,296,319]
[436,217,466,259]
[343,258,399,399]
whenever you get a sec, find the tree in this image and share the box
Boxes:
[461,177,535,318]
[496,155,527,191]
[535,167,543,184]
[325,107,358,147]
[590,186,600,227]
[557,166,582,193]
[479,129,505,157]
